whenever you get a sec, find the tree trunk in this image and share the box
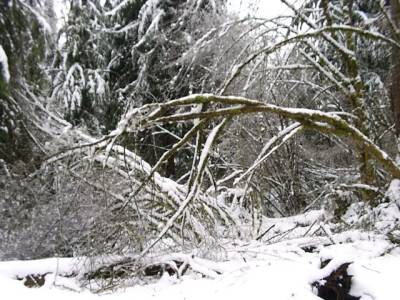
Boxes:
[391,0,400,142]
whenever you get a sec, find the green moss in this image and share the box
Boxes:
[0,79,9,97]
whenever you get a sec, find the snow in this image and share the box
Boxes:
[20,1,52,32]
[0,240,398,299]
[228,0,291,19]
[236,122,303,183]
[54,0,69,29]
[104,0,131,16]
[135,5,165,50]
[350,255,400,300]
[1,207,399,299]
[0,45,10,83]
[88,72,106,95]
[137,0,161,38]
[386,179,400,205]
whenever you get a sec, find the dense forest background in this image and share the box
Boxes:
[1,0,400,262]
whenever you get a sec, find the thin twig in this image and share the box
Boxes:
[256,224,276,241]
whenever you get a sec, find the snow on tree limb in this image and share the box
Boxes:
[104,0,136,16]
[120,118,209,209]
[138,118,229,258]
[281,0,355,58]
[303,25,400,50]
[220,20,400,95]
[235,122,303,184]
[0,45,10,83]
[125,94,400,180]
[38,89,400,186]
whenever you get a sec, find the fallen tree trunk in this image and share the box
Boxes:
[312,259,360,300]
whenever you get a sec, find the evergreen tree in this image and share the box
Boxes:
[51,0,111,133]
[52,0,227,177]
[0,0,50,167]
[108,0,226,177]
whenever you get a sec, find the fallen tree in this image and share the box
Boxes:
[38,93,400,258]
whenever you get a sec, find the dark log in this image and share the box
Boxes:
[17,273,49,288]
[312,260,360,300]
[143,260,187,277]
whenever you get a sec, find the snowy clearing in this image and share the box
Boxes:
[1,206,399,300]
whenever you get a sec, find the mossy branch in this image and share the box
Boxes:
[137,94,400,179]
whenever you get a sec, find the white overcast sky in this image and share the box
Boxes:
[53,0,297,28]
[54,0,296,21]
[228,0,292,18]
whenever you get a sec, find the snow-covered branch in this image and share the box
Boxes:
[120,94,400,180]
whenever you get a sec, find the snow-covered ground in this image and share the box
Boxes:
[1,204,399,300]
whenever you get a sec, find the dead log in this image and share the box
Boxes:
[83,255,218,281]
[143,260,189,277]
[17,273,49,288]
[84,257,136,280]
[312,259,360,300]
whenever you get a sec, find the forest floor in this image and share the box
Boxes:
[0,202,399,300]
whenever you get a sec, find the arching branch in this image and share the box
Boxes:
[121,94,400,179]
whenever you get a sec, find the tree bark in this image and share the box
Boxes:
[391,0,400,139]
